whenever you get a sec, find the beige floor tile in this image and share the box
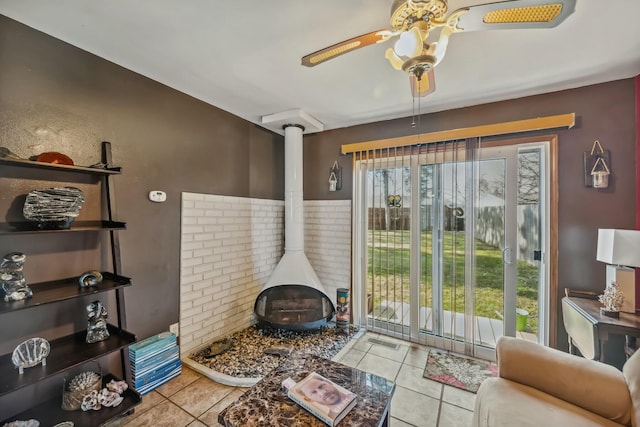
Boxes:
[438,402,474,427]
[123,400,195,427]
[155,367,202,397]
[442,385,476,411]
[169,377,236,417]
[199,388,246,426]
[390,417,415,427]
[404,345,430,368]
[332,340,355,361]
[368,341,410,362]
[391,386,440,426]
[352,335,374,352]
[336,348,367,367]
[395,364,443,399]
[357,353,402,381]
[187,421,208,427]
[102,417,127,427]
[125,391,167,421]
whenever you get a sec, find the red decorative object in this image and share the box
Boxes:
[36,151,74,165]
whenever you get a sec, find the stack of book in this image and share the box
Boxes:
[129,331,181,395]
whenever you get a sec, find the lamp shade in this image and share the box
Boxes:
[596,229,640,267]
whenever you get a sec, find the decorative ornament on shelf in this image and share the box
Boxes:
[0,146,24,160]
[12,337,50,375]
[35,151,74,166]
[86,300,110,344]
[23,186,84,230]
[2,420,40,427]
[62,368,102,411]
[598,281,624,318]
[1,252,32,302]
[78,270,103,288]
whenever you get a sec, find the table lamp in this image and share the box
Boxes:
[596,229,640,313]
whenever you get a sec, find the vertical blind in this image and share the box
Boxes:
[352,138,482,350]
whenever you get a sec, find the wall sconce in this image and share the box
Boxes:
[584,140,610,189]
[329,160,341,192]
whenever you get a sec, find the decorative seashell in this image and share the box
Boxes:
[1,420,40,427]
[12,337,50,372]
[67,371,100,392]
[106,395,123,408]
[78,271,103,288]
[97,388,120,407]
[52,422,74,427]
[106,379,128,394]
[81,393,99,412]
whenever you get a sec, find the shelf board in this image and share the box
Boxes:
[0,324,136,397]
[0,220,126,235]
[0,272,131,315]
[0,157,122,175]
[1,373,141,427]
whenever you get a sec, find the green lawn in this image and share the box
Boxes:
[367,230,539,331]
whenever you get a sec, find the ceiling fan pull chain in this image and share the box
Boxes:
[418,87,422,138]
[411,95,417,127]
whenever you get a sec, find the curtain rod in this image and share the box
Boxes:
[341,113,575,154]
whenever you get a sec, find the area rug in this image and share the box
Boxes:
[423,349,497,393]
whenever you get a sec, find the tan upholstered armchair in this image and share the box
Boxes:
[473,336,640,427]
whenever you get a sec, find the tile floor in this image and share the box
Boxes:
[105,331,476,427]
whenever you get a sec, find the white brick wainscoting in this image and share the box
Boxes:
[180,193,352,357]
[304,200,352,308]
[180,193,284,356]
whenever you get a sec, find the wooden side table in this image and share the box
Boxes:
[562,296,640,364]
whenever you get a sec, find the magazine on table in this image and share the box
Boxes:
[283,372,357,426]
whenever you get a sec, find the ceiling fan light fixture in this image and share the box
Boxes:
[483,4,563,24]
[401,54,436,78]
[393,27,424,57]
[390,0,448,30]
[385,48,405,70]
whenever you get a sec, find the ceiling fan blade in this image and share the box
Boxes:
[454,0,576,32]
[301,30,392,67]
[410,69,436,97]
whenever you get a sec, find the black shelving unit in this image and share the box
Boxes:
[0,142,140,426]
[0,221,127,234]
[0,156,122,175]
[0,272,131,315]
[4,374,140,427]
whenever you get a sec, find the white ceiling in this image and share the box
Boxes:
[1,1,639,134]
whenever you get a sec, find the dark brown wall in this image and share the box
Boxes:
[0,14,283,418]
[305,78,638,354]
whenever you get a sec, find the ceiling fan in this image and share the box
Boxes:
[301,0,576,97]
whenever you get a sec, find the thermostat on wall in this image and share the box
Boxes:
[149,190,167,203]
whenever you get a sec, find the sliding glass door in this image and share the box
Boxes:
[354,141,547,358]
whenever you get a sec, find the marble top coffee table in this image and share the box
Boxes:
[219,353,395,427]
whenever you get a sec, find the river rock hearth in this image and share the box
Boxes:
[189,325,358,379]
